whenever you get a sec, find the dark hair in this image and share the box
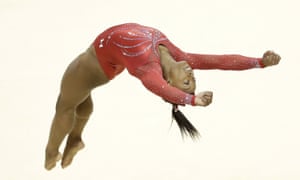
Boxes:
[171,104,200,140]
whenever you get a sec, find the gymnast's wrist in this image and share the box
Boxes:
[191,95,196,106]
[257,58,265,68]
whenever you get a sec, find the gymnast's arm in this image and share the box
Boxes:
[134,63,195,106]
[162,42,280,70]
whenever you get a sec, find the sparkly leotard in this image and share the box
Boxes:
[93,23,264,106]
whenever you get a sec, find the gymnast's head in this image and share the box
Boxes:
[164,61,199,139]
[158,45,196,94]
[159,46,199,139]
[166,61,196,94]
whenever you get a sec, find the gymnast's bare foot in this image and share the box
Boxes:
[61,139,85,169]
[45,151,62,170]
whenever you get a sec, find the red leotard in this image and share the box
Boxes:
[93,23,264,106]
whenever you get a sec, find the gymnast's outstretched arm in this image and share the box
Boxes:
[184,51,280,70]
[162,41,280,70]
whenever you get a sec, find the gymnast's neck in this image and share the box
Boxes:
[158,45,177,80]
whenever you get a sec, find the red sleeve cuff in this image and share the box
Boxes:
[258,58,265,68]
[191,95,196,106]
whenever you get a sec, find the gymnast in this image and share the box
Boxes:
[45,23,280,170]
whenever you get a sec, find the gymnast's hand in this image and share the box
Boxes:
[262,51,281,67]
[195,91,213,106]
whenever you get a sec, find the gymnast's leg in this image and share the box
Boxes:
[61,95,93,168]
[45,46,109,170]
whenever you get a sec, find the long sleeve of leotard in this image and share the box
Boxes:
[163,41,264,70]
[184,53,264,70]
[134,62,195,106]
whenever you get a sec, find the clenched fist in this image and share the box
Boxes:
[195,91,213,106]
[262,51,281,67]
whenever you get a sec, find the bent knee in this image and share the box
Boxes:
[76,107,93,119]
[76,100,93,118]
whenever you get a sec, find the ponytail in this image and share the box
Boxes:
[171,104,200,140]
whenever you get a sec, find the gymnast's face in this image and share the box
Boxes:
[168,61,196,94]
